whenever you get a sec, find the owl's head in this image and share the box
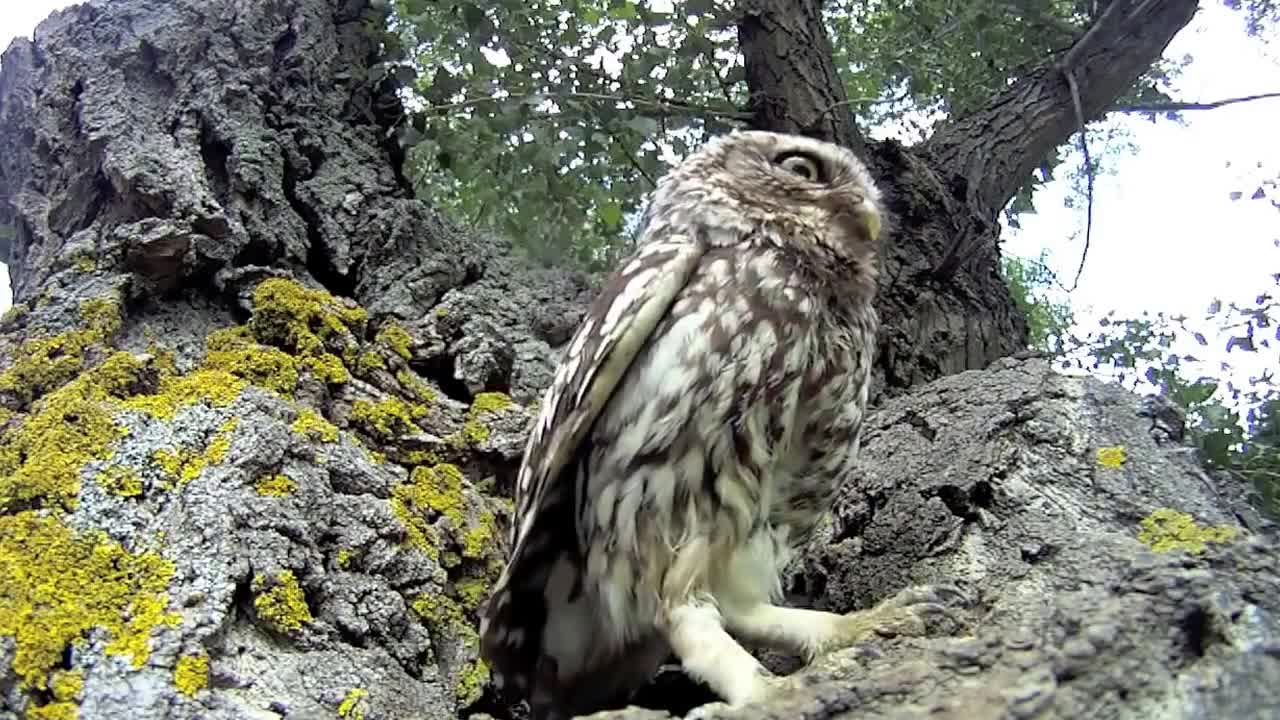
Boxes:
[642,130,885,274]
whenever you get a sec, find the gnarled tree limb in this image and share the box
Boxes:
[922,0,1198,222]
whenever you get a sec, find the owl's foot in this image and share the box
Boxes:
[822,584,966,653]
[729,667,807,706]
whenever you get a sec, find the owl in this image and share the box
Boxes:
[479,130,956,719]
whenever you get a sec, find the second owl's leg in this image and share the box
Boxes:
[723,585,963,660]
[661,602,781,705]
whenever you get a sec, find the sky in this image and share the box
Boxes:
[1,1,1277,411]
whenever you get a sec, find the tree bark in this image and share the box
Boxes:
[736,0,865,155]
[922,0,1199,221]
[732,0,1200,400]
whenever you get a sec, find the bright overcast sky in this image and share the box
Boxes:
[1,1,1277,399]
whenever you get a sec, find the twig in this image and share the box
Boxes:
[815,88,912,122]
[427,91,753,121]
[1110,91,1280,114]
[612,134,657,188]
[1061,66,1094,292]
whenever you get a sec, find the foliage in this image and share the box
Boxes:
[1001,250,1074,352]
[384,0,1185,269]
[1058,276,1280,517]
[385,0,745,270]
[1224,0,1280,37]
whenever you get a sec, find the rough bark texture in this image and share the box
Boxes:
[736,0,863,155]
[734,0,1201,399]
[581,360,1278,720]
[0,2,1276,720]
[922,0,1199,223]
[735,0,1027,399]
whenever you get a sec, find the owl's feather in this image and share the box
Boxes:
[479,130,900,719]
[479,237,705,712]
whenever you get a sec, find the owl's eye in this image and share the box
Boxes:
[775,152,824,182]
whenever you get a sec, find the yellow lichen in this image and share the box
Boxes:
[446,392,512,449]
[469,392,512,415]
[376,321,413,361]
[454,658,489,708]
[291,408,339,443]
[73,255,96,273]
[455,577,490,613]
[1137,508,1240,554]
[98,466,144,498]
[203,327,300,396]
[0,512,178,689]
[122,369,246,420]
[0,346,247,512]
[399,450,440,467]
[0,296,123,406]
[351,397,428,439]
[411,591,467,628]
[402,464,466,528]
[0,325,91,403]
[336,549,354,569]
[248,278,367,357]
[355,351,387,375]
[50,670,83,702]
[0,301,29,329]
[253,570,313,633]
[173,653,209,697]
[24,701,78,720]
[0,359,133,512]
[254,474,298,497]
[302,353,350,384]
[337,688,368,720]
[395,370,436,405]
[1096,445,1127,469]
[434,307,449,318]
[390,464,503,575]
[461,511,496,561]
[410,592,488,706]
[150,420,237,488]
[77,298,122,339]
[27,669,85,719]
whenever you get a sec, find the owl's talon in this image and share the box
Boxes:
[823,584,967,651]
[745,671,806,704]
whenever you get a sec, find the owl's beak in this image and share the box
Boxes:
[857,201,882,244]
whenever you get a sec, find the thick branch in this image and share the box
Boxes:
[736,0,865,154]
[922,0,1198,220]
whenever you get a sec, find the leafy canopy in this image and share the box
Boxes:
[383,0,1181,269]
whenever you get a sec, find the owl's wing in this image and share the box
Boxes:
[512,234,704,549]
[479,233,705,694]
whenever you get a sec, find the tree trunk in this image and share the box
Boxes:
[733,0,1199,399]
[0,2,1274,720]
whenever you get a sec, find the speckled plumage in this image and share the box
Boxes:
[479,130,947,719]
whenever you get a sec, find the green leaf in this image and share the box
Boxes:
[598,202,624,228]
[626,116,660,136]
[608,2,639,20]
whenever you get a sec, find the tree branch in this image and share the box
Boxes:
[922,0,1198,223]
[426,91,753,122]
[1110,91,1280,114]
[736,0,866,154]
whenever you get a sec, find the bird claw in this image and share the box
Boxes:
[829,583,969,649]
[740,669,807,705]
